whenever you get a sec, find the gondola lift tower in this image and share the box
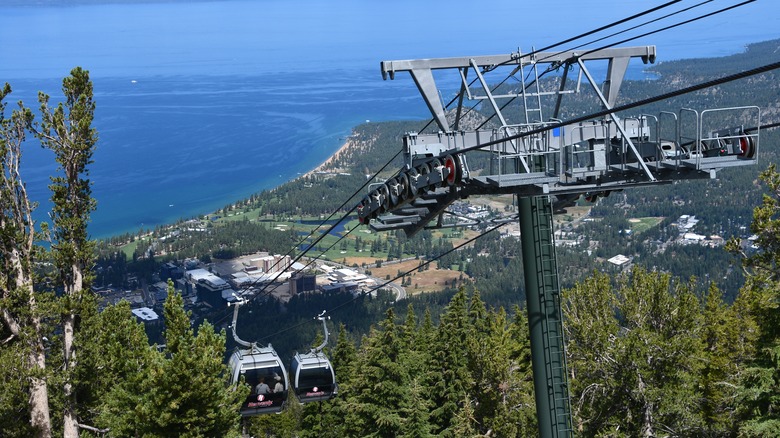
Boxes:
[356,45,761,437]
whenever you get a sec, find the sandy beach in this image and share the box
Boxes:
[304,139,354,177]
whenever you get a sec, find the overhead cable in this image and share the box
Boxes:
[417,0,687,133]
[257,221,509,341]
[580,0,756,58]
[458,59,780,155]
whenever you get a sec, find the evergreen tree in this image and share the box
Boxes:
[400,378,433,438]
[427,288,471,436]
[450,393,478,438]
[249,397,302,438]
[344,309,408,437]
[332,323,357,379]
[728,165,780,435]
[564,268,705,436]
[506,307,538,436]
[0,83,51,436]
[469,306,521,436]
[563,271,621,433]
[81,299,156,435]
[35,67,98,437]
[697,283,757,436]
[418,308,436,349]
[399,303,427,382]
[400,302,418,350]
[99,283,245,436]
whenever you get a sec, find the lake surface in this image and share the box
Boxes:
[1,0,777,238]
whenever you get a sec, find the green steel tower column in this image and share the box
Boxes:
[519,195,573,437]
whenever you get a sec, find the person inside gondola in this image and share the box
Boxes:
[272,373,284,393]
[255,377,270,395]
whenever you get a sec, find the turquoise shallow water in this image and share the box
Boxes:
[1,0,777,238]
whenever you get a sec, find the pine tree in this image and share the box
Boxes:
[249,397,302,438]
[98,283,246,436]
[564,268,706,436]
[81,299,156,435]
[563,271,622,433]
[450,393,478,438]
[0,83,51,437]
[728,164,780,435]
[470,306,522,436]
[332,323,357,379]
[698,283,757,435]
[400,302,418,350]
[427,288,472,436]
[344,309,408,437]
[507,306,538,436]
[399,303,427,382]
[35,67,98,437]
[400,378,434,438]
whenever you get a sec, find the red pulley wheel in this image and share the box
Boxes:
[444,155,458,185]
[738,136,755,158]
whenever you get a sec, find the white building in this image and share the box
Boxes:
[607,254,631,267]
[131,307,159,322]
[683,232,707,242]
[329,268,368,284]
[186,268,230,291]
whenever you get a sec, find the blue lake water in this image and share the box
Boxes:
[1,0,778,238]
[8,71,427,238]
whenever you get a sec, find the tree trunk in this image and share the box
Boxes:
[29,330,52,438]
[5,250,52,437]
[62,265,83,438]
[63,312,78,437]
[26,270,51,437]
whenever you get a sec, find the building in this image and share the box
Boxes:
[246,254,292,274]
[290,273,317,295]
[186,268,230,307]
[151,281,169,304]
[160,261,184,281]
[682,232,707,243]
[328,268,368,284]
[230,271,274,289]
[676,215,700,233]
[221,289,240,303]
[607,254,631,267]
[321,281,360,294]
[131,307,160,323]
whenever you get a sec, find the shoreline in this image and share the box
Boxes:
[304,138,354,177]
[98,136,358,240]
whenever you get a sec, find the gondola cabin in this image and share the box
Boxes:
[290,351,338,403]
[229,344,289,416]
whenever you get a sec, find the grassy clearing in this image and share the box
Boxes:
[555,206,592,223]
[120,239,140,260]
[629,217,665,234]
[369,259,469,294]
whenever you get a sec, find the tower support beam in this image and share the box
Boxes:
[520,196,572,437]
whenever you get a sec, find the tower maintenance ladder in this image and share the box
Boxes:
[523,195,573,436]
